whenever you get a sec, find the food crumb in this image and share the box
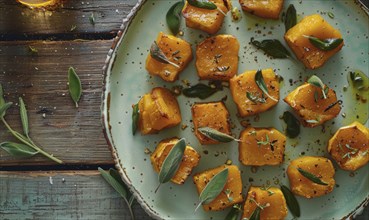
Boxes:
[181,124,188,130]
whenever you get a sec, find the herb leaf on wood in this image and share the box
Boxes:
[68,67,82,108]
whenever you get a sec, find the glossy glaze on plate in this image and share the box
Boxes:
[102,1,369,219]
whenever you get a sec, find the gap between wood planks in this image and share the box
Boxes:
[0,163,115,171]
[0,32,117,41]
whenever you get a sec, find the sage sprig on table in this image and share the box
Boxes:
[68,67,82,108]
[155,138,186,193]
[131,104,139,135]
[255,70,278,102]
[304,35,343,51]
[281,111,300,138]
[307,75,327,99]
[194,168,229,212]
[150,41,180,68]
[250,38,291,59]
[98,167,135,220]
[297,167,328,185]
[198,127,239,143]
[182,83,219,99]
[284,4,297,32]
[0,86,63,164]
[166,1,184,35]
[280,185,301,218]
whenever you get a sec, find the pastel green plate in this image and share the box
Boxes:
[102,0,369,219]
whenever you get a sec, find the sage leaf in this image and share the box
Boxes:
[284,4,296,32]
[68,67,82,108]
[250,38,291,58]
[246,92,266,104]
[0,84,6,108]
[19,97,29,137]
[182,83,218,99]
[132,104,139,135]
[297,167,328,185]
[280,185,300,217]
[195,168,229,212]
[349,70,369,91]
[198,127,237,143]
[166,1,184,35]
[0,102,12,118]
[249,206,261,220]
[225,204,241,220]
[89,13,95,25]
[0,141,38,157]
[28,46,38,54]
[328,12,335,19]
[156,138,186,193]
[150,41,179,68]
[304,35,343,51]
[307,75,327,99]
[188,0,217,10]
[255,70,278,102]
[281,111,300,138]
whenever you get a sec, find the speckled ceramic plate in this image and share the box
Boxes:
[102,1,369,219]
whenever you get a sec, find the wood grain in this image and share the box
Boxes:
[0,170,153,220]
[0,0,138,40]
[0,40,116,166]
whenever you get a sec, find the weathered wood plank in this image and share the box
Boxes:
[0,0,137,40]
[0,170,153,220]
[0,40,115,166]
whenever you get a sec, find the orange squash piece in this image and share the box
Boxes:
[229,69,279,117]
[145,32,193,82]
[193,165,243,211]
[239,127,286,166]
[284,83,341,127]
[239,0,284,19]
[328,121,369,171]
[196,35,240,81]
[151,137,201,184]
[287,156,335,198]
[138,87,181,134]
[242,186,288,220]
[284,14,344,69]
[182,0,230,34]
[191,102,231,145]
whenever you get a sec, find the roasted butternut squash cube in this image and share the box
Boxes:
[284,14,344,69]
[138,87,181,134]
[195,35,240,81]
[151,137,201,184]
[284,83,341,127]
[239,127,286,166]
[182,0,230,34]
[242,186,288,220]
[229,69,279,117]
[193,165,243,211]
[287,156,335,198]
[145,32,193,82]
[191,102,231,145]
[328,121,369,171]
[239,0,284,19]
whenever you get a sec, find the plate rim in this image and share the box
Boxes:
[100,1,369,219]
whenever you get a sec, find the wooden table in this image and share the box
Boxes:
[0,1,367,219]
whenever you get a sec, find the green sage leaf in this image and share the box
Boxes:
[280,185,301,217]
[246,92,266,104]
[132,104,139,135]
[284,4,297,32]
[195,168,229,212]
[28,46,38,54]
[297,167,328,185]
[18,97,29,137]
[0,84,5,108]
[250,38,291,58]
[150,41,179,68]
[89,13,95,25]
[255,70,278,102]
[304,35,343,51]
[188,0,217,10]
[0,102,12,118]
[166,1,184,35]
[249,206,261,220]
[182,83,218,99]
[349,70,369,91]
[281,111,300,138]
[0,141,38,157]
[98,167,129,199]
[328,12,335,19]
[68,67,82,108]
[307,75,327,99]
[156,138,186,192]
[225,204,241,220]
[198,127,236,143]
